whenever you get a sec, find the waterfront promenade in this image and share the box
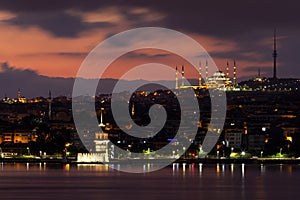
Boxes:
[1,156,300,165]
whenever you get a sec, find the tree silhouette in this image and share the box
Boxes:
[264,125,290,156]
[290,131,300,157]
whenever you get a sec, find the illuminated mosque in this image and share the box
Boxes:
[175,60,238,91]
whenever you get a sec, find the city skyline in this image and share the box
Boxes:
[1,1,300,199]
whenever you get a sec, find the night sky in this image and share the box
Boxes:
[0,0,300,96]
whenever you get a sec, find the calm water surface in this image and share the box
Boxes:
[0,162,299,200]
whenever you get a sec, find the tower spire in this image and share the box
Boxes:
[233,60,237,86]
[199,61,202,87]
[48,89,52,120]
[205,60,208,82]
[181,65,185,87]
[273,28,277,79]
[226,60,229,78]
[17,88,21,99]
[175,66,179,89]
[258,67,261,78]
[99,108,105,127]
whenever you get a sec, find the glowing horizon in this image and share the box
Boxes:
[0,1,299,82]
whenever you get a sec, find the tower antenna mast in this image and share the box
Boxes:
[273,28,278,79]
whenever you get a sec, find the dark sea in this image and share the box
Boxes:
[0,162,299,200]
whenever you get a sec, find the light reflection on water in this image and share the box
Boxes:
[0,162,300,200]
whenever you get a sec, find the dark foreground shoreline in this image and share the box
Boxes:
[1,157,300,165]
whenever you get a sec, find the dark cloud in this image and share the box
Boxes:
[126,51,172,59]
[19,52,88,58]
[210,50,269,63]
[0,0,299,77]
[0,62,74,97]
[0,0,162,37]
[144,0,300,36]
[242,66,272,73]
[54,52,88,57]
[1,0,300,38]
[4,11,114,38]
[0,0,113,12]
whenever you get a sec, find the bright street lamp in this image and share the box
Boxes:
[26,147,30,155]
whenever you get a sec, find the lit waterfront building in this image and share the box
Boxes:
[77,108,110,163]
[0,131,37,144]
[94,132,109,162]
